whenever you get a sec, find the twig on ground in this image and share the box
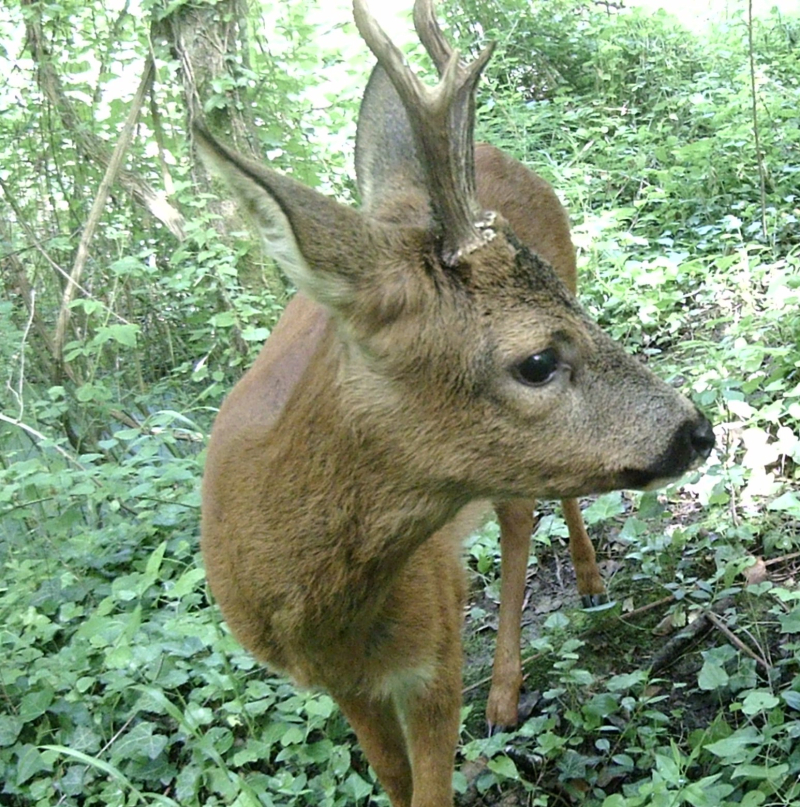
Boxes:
[704,609,771,673]
[765,551,800,567]
[649,597,735,675]
[620,594,676,621]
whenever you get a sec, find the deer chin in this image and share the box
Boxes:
[624,468,687,492]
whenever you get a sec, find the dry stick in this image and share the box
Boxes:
[649,596,735,675]
[620,594,676,621]
[0,412,140,516]
[0,177,129,340]
[24,10,185,240]
[704,609,771,673]
[108,409,203,442]
[53,57,156,372]
[765,551,800,567]
[0,412,86,469]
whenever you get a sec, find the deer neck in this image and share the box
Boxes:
[251,335,471,654]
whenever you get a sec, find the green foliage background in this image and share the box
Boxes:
[1,0,799,805]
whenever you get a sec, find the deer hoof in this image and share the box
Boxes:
[580,592,610,608]
[486,691,541,735]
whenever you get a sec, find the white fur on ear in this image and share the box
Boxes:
[196,137,313,291]
[195,129,368,312]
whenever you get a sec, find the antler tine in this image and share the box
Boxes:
[412,0,452,75]
[353,0,496,265]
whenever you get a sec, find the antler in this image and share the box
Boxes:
[353,0,496,265]
[412,0,452,72]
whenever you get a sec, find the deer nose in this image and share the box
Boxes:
[691,414,715,460]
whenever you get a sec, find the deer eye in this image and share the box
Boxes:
[514,348,559,386]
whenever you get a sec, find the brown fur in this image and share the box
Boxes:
[474,145,606,729]
[197,4,713,806]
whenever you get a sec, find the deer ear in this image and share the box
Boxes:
[195,126,370,313]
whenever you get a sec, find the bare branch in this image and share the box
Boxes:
[53,57,158,373]
[0,412,86,469]
[22,3,186,239]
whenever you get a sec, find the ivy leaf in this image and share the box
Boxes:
[767,491,800,518]
[698,660,729,691]
[19,687,54,723]
[778,608,800,634]
[487,755,518,780]
[90,324,140,348]
[0,715,22,747]
[704,727,761,762]
[113,722,168,762]
[740,690,780,715]
[16,744,50,785]
[781,690,800,711]
[583,492,625,525]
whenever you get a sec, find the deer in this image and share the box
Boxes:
[197,1,715,805]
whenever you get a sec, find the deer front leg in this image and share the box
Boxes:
[486,499,537,732]
[486,499,606,731]
[561,498,607,607]
[399,658,463,807]
[337,694,413,807]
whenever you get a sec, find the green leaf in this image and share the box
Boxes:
[303,694,336,718]
[16,744,50,785]
[781,690,800,711]
[767,491,800,517]
[209,311,237,328]
[280,725,304,746]
[343,771,373,801]
[91,323,140,348]
[169,567,206,598]
[582,692,619,719]
[75,382,111,402]
[583,492,625,525]
[731,762,789,783]
[241,326,270,341]
[69,298,103,315]
[114,722,169,761]
[145,541,167,581]
[740,689,780,715]
[487,755,518,779]
[231,791,262,807]
[19,686,54,722]
[606,671,647,692]
[0,715,23,746]
[740,791,767,806]
[697,660,729,691]
[704,727,761,762]
[779,608,800,634]
[452,769,468,795]
[654,752,681,785]
[41,746,179,805]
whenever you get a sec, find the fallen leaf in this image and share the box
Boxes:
[653,613,676,635]
[743,556,769,586]
[534,596,562,614]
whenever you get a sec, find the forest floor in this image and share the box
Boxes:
[455,497,797,806]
